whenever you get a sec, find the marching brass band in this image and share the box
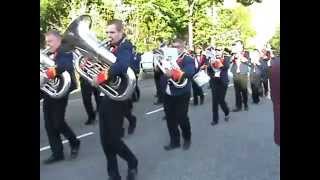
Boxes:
[40,15,277,180]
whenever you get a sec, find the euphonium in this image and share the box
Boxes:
[153,47,188,88]
[62,15,136,101]
[40,48,71,98]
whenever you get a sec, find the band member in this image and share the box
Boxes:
[249,49,263,104]
[119,46,140,136]
[93,19,138,180]
[191,50,205,105]
[269,56,280,146]
[123,98,137,135]
[205,46,215,89]
[79,72,101,125]
[160,39,195,151]
[207,48,230,126]
[260,50,272,97]
[42,30,80,164]
[131,46,141,102]
[153,51,164,105]
[230,40,250,112]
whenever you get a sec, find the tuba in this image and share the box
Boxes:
[153,47,188,88]
[62,15,136,101]
[40,48,71,98]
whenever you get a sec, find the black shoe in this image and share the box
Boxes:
[182,140,191,150]
[224,115,230,122]
[70,140,80,159]
[200,96,204,105]
[153,101,163,105]
[85,114,96,125]
[127,168,138,180]
[128,116,137,135]
[85,119,95,125]
[128,125,136,135]
[164,143,181,151]
[193,96,198,105]
[43,155,64,164]
[244,106,249,111]
[120,127,125,138]
[232,108,242,112]
[108,176,121,180]
[211,121,218,126]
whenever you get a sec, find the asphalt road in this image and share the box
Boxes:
[40,76,279,180]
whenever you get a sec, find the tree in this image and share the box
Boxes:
[209,5,256,50]
[268,25,280,54]
[40,0,261,51]
[237,0,262,6]
[124,0,188,52]
[40,0,116,43]
[186,0,261,49]
[40,0,70,33]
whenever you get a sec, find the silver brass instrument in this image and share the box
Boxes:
[153,47,188,88]
[190,49,210,87]
[62,15,136,101]
[192,68,210,87]
[40,48,71,98]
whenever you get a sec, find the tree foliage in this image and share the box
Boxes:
[209,5,256,49]
[41,0,261,51]
[268,25,280,54]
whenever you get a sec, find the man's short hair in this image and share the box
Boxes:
[107,19,124,31]
[172,38,185,46]
[44,30,62,39]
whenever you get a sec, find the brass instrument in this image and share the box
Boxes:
[62,15,136,101]
[153,47,188,88]
[40,48,71,98]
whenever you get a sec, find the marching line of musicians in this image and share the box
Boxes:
[40,18,276,180]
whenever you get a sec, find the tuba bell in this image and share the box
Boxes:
[153,47,188,88]
[40,48,71,98]
[62,15,136,101]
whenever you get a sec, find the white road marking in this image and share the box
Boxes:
[145,108,164,115]
[40,132,94,152]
